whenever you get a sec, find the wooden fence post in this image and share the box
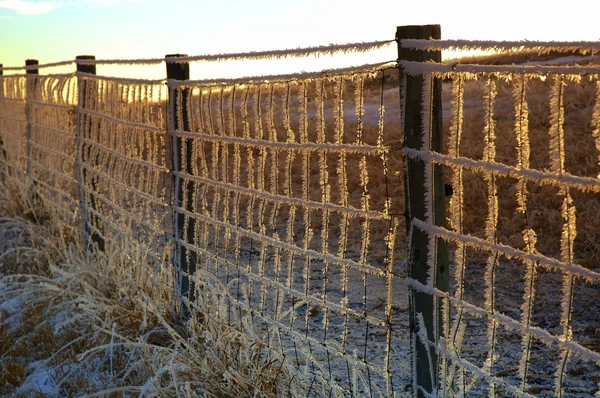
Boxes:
[75,55,105,251]
[25,59,38,182]
[166,54,197,315]
[397,25,449,396]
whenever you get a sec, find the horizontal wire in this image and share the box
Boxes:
[29,140,75,161]
[409,278,600,363]
[412,218,600,281]
[177,238,386,326]
[29,122,75,137]
[170,129,387,155]
[29,158,77,184]
[174,205,388,278]
[80,162,169,206]
[403,147,600,193]
[0,115,27,124]
[81,138,167,172]
[0,39,393,70]
[27,99,74,110]
[188,269,386,377]
[81,185,169,234]
[0,97,26,103]
[399,60,600,76]
[78,107,164,132]
[0,61,74,72]
[77,72,166,85]
[165,39,394,63]
[400,39,600,54]
[169,61,396,87]
[173,170,387,220]
[75,58,164,66]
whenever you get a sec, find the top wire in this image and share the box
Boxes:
[0,39,393,71]
[400,39,600,54]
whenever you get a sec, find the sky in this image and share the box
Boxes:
[1,0,600,79]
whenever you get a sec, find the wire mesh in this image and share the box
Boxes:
[77,73,171,263]
[404,48,600,396]
[0,76,27,178]
[169,67,408,396]
[1,36,599,397]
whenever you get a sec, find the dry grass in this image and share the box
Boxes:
[0,175,314,397]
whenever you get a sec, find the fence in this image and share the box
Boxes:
[1,25,600,397]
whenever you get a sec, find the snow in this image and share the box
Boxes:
[17,361,60,397]
[0,297,23,327]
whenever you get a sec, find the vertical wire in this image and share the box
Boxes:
[513,73,537,393]
[249,84,265,324]
[376,68,399,397]
[200,87,212,274]
[331,74,354,392]
[354,73,374,396]
[551,74,577,397]
[230,85,248,326]
[593,81,600,178]
[447,72,467,394]
[314,77,333,380]
[482,74,499,396]
[210,88,221,275]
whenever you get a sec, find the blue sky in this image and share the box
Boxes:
[1,0,599,78]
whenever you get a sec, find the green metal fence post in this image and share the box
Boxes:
[166,54,197,316]
[0,64,5,171]
[25,59,38,182]
[397,24,449,397]
[75,55,105,251]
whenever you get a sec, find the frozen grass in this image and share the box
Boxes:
[0,175,313,397]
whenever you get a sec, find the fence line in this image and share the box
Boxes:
[1,26,600,397]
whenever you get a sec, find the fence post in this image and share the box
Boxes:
[397,25,449,396]
[75,55,105,251]
[0,64,5,171]
[166,54,197,316]
[25,59,38,182]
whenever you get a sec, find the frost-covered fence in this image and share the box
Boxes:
[399,37,600,396]
[0,72,27,179]
[162,48,406,396]
[0,39,410,396]
[1,28,600,397]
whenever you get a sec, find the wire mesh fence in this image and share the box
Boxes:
[400,38,600,397]
[77,73,171,262]
[1,30,599,397]
[168,67,407,395]
[0,75,27,178]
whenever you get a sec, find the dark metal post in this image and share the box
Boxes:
[166,54,197,315]
[75,55,104,251]
[397,25,449,396]
[25,59,38,181]
[0,64,5,171]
